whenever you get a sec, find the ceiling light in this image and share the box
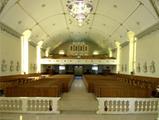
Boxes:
[59,50,65,55]
[18,20,22,24]
[41,4,46,8]
[66,0,93,26]
[113,4,117,8]
[93,51,99,55]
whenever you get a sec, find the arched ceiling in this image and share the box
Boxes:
[0,0,158,50]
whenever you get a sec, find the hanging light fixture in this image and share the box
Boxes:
[66,0,93,26]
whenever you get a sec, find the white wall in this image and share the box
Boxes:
[0,31,21,76]
[0,30,39,76]
[29,45,37,73]
[136,30,159,77]
[120,45,129,74]
[40,49,45,73]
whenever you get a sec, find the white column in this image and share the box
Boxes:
[96,98,105,114]
[21,29,32,74]
[127,31,135,74]
[108,48,112,57]
[115,41,121,73]
[52,97,61,113]
[45,47,51,57]
[36,41,43,73]
[157,100,159,120]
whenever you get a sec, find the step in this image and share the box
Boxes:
[60,110,97,114]
[59,101,98,111]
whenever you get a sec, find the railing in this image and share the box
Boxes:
[0,97,60,113]
[97,98,159,115]
[0,97,159,117]
[41,58,117,65]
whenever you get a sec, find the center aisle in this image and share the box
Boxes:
[58,76,98,113]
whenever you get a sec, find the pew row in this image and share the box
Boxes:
[4,74,74,97]
[84,75,154,97]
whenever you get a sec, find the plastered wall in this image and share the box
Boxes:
[28,45,37,73]
[135,30,159,77]
[0,31,21,76]
[120,45,129,74]
[0,31,38,76]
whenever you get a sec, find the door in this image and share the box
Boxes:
[74,66,83,76]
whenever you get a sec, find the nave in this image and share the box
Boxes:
[59,76,98,112]
[1,0,159,119]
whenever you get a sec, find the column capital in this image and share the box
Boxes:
[22,29,32,39]
[46,47,51,51]
[127,31,135,42]
[37,40,44,48]
[115,41,120,48]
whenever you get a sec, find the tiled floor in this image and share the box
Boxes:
[58,76,98,111]
[0,77,158,120]
[0,113,157,120]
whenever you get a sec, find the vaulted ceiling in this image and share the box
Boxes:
[0,0,158,50]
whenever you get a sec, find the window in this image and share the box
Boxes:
[59,65,65,70]
[92,66,98,71]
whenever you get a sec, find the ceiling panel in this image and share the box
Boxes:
[39,14,67,35]
[19,0,63,21]
[30,25,47,43]
[97,0,138,22]
[92,14,120,35]
[139,0,158,19]
[124,5,157,34]
[110,26,128,43]
[0,0,17,18]
[1,4,35,33]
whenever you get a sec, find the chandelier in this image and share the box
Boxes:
[66,0,93,26]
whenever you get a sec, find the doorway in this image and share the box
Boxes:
[74,65,83,76]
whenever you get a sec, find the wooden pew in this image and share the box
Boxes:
[84,74,153,98]
[4,74,74,97]
[5,86,60,97]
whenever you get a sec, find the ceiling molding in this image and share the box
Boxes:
[149,0,159,18]
[29,41,46,52]
[105,2,142,40]
[120,41,129,48]
[0,22,21,38]
[136,21,159,39]
[0,0,9,14]
[29,41,37,47]
[111,21,159,49]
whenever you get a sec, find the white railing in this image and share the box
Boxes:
[41,58,117,65]
[0,97,60,114]
[97,98,159,115]
[1,97,159,117]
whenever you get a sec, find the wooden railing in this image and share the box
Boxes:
[0,97,60,113]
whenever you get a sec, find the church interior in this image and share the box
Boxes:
[0,0,159,120]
